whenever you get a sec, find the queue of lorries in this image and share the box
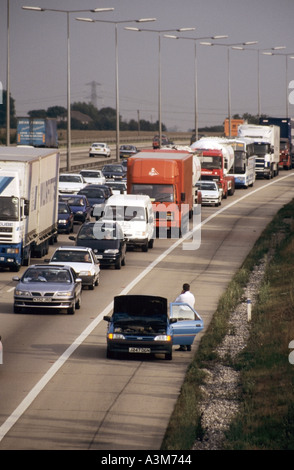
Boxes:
[1,117,293,359]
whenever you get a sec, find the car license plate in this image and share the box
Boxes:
[96,255,103,259]
[129,347,151,353]
[33,297,50,302]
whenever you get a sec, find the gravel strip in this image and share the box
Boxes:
[192,260,267,450]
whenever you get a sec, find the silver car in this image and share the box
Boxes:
[13,264,82,315]
[47,246,100,289]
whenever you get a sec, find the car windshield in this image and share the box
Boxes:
[81,171,101,178]
[51,250,91,263]
[22,268,71,283]
[196,182,216,190]
[103,166,123,172]
[59,175,82,183]
[78,222,120,240]
[58,203,71,214]
[104,205,145,221]
[79,189,104,199]
[62,197,85,206]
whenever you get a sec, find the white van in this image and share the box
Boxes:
[102,194,155,251]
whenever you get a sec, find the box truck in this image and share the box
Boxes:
[127,150,200,238]
[0,147,59,271]
[238,124,280,179]
[17,117,58,148]
[259,117,294,170]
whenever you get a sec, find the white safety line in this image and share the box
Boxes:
[0,172,293,442]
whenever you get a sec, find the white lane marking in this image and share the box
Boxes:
[0,172,293,441]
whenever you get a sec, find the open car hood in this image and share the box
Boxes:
[113,295,168,319]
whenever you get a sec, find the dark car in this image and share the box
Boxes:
[69,220,126,270]
[119,145,139,159]
[152,134,170,149]
[58,194,92,223]
[13,264,82,315]
[58,201,74,234]
[102,164,126,181]
[78,185,108,216]
[103,295,204,360]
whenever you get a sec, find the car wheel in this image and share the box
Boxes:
[115,257,121,269]
[76,295,81,309]
[95,274,100,286]
[142,242,149,252]
[121,255,126,266]
[165,351,172,360]
[68,302,76,315]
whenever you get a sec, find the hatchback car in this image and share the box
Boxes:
[13,264,82,315]
[89,142,111,158]
[69,221,126,270]
[103,295,204,360]
[58,194,92,223]
[119,145,139,158]
[80,169,106,185]
[195,181,222,207]
[102,164,126,181]
[58,201,74,234]
[58,173,87,194]
[47,246,100,290]
[78,185,108,216]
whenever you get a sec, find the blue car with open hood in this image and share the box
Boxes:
[103,294,204,360]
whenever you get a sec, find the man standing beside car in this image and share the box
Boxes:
[174,283,195,351]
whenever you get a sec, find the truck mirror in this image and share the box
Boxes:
[24,200,29,216]
[181,192,186,202]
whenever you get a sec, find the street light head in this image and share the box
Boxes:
[136,18,157,23]
[212,35,228,39]
[200,42,213,46]
[177,27,195,32]
[243,41,258,45]
[164,34,179,39]
[124,26,140,31]
[232,46,244,50]
[91,8,115,12]
[76,17,95,22]
[22,6,44,11]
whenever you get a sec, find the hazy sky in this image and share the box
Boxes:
[1,0,294,131]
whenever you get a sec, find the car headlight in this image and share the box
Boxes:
[154,335,172,342]
[108,333,125,340]
[7,248,19,254]
[15,290,30,296]
[104,249,119,254]
[76,211,84,215]
[56,291,72,297]
[79,270,92,276]
[58,219,67,224]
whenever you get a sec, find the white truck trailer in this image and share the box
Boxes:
[238,124,280,179]
[0,147,59,271]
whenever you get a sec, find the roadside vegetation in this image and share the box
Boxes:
[161,198,294,450]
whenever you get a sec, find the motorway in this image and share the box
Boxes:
[0,152,294,450]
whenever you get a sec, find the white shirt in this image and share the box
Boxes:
[175,290,195,308]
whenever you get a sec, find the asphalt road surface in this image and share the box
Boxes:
[0,170,294,450]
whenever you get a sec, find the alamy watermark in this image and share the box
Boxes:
[289,80,294,105]
[289,340,294,365]
[92,203,202,251]
[0,81,3,104]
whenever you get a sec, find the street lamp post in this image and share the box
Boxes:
[201,41,258,137]
[262,51,294,118]
[125,27,195,147]
[164,34,228,141]
[6,0,10,146]
[76,18,156,162]
[229,46,286,117]
[22,6,115,171]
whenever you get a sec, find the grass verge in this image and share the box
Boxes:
[161,199,294,450]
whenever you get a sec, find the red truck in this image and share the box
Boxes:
[127,150,199,237]
[191,138,235,198]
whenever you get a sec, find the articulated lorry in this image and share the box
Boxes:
[127,150,201,237]
[259,117,294,170]
[0,147,59,271]
[238,124,280,179]
[191,137,235,198]
[17,117,58,148]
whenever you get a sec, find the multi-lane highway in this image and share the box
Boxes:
[0,166,294,450]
